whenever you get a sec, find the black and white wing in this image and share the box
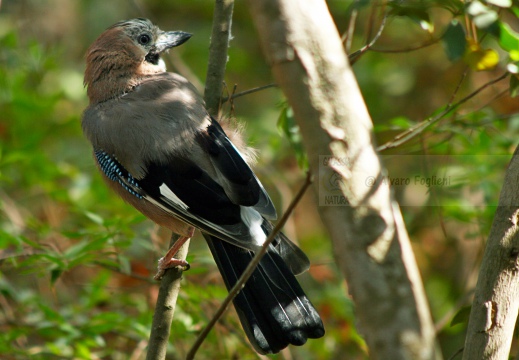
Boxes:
[95,117,309,274]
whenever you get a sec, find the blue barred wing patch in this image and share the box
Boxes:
[95,150,143,199]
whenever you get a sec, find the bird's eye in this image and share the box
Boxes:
[138,34,151,45]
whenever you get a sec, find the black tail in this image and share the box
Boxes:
[204,234,325,354]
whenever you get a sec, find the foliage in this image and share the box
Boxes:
[1,0,519,359]
[277,103,308,170]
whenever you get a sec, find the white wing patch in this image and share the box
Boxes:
[240,207,266,246]
[159,183,189,210]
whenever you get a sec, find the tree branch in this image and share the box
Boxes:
[377,72,509,152]
[348,12,388,65]
[204,0,235,116]
[146,234,190,360]
[221,83,277,103]
[463,147,519,359]
[248,0,439,358]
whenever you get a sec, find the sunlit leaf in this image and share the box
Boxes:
[84,211,104,225]
[485,0,512,7]
[74,343,93,359]
[468,1,499,28]
[389,116,415,129]
[498,21,519,54]
[442,20,467,61]
[508,63,519,74]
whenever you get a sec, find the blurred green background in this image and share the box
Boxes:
[1,0,519,359]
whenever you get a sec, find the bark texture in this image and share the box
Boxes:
[146,235,190,360]
[248,1,440,358]
[204,0,234,116]
[463,147,519,360]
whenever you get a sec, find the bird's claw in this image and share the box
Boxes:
[153,257,190,280]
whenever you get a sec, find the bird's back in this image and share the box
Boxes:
[82,72,210,179]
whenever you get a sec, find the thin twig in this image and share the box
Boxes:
[130,340,148,360]
[448,68,469,105]
[186,172,313,360]
[474,88,508,113]
[366,14,452,55]
[370,38,440,53]
[349,12,388,65]
[221,83,278,103]
[377,72,509,151]
[229,83,238,117]
[364,0,379,45]
[342,8,358,54]
[447,347,464,360]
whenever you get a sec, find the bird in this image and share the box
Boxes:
[81,18,324,354]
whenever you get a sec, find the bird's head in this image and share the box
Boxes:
[84,18,191,103]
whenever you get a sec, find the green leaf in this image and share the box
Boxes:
[498,22,519,54]
[85,312,122,333]
[389,4,434,33]
[510,75,519,98]
[451,305,472,327]
[0,275,17,299]
[277,104,308,169]
[38,302,65,323]
[84,211,104,225]
[483,20,501,38]
[50,268,63,285]
[74,343,93,360]
[389,116,415,129]
[118,255,131,275]
[442,20,467,61]
[19,235,42,248]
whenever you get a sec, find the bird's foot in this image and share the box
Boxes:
[154,257,190,280]
[153,233,193,280]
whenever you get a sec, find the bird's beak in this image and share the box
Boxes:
[153,31,192,53]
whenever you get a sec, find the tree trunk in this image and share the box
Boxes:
[248,0,440,358]
[463,147,519,360]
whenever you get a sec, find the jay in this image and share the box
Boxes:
[82,18,324,354]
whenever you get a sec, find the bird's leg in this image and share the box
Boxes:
[154,227,194,280]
